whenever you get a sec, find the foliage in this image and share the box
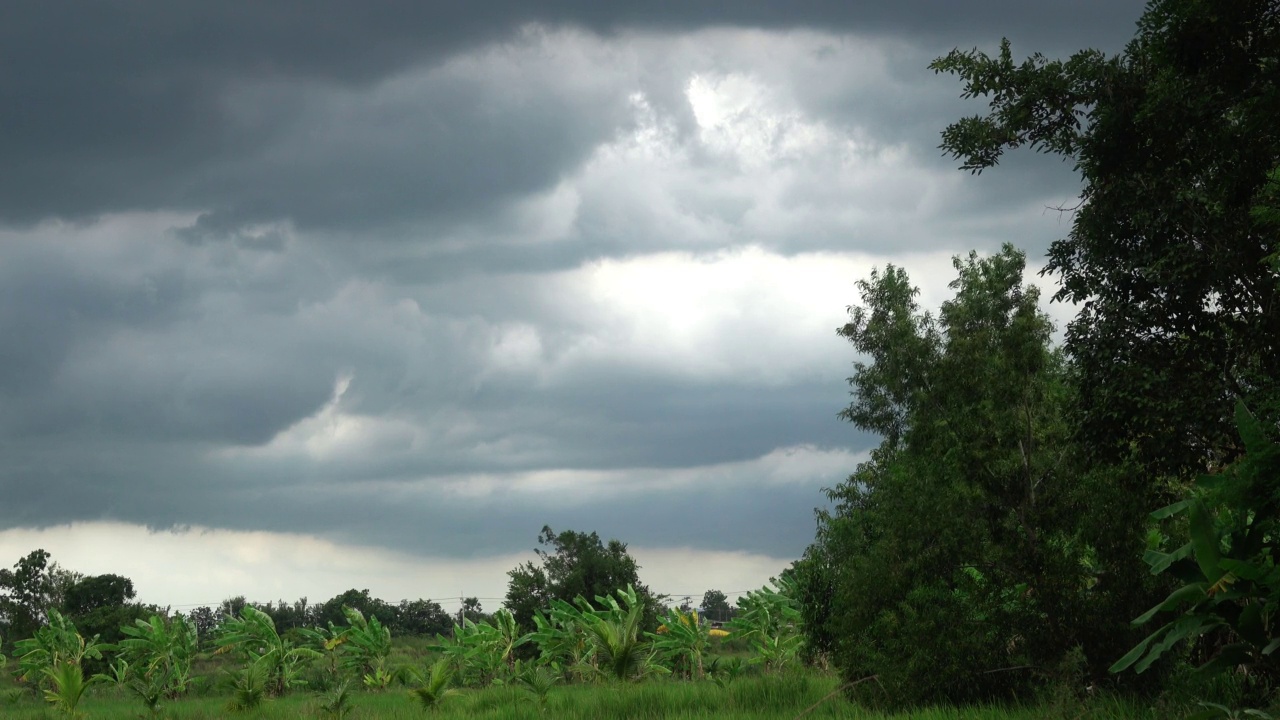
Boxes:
[109,613,199,705]
[461,597,487,625]
[708,656,746,688]
[512,659,559,710]
[60,574,141,648]
[396,598,454,637]
[797,247,1126,705]
[225,656,270,712]
[726,577,803,673]
[218,596,248,620]
[316,678,356,719]
[648,607,712,678]
[0,550,59,645]
[1112,402,1280,679]
[577,585,657,682]
[408,659,458,711]
[338,606,393,679]
[525,599,595,682]
[506,526,661,634]
[431,608,524,687]
[184,606,219,647]
[931,0,1280,478]
[252,597,316,634]
[41,660,97,718]
[317,590,393,630]
[700,590,732,623]
[216,605,321,696]
[13,610,105,689]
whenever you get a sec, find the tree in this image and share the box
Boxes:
[394,599,453,637]
[505,526,659,633]
[799,247,1130,705]
[0,550,59,644]
[700,590,732,623]
[61,574,134,617]
[255,597,314,634]
[931,0,1280,478]
[317,589,395,630]
[184,606,218,648]
[461,597,487,624]
[61,574,146,648]
[218,596,248,620]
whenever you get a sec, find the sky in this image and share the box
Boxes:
[0,1,1147,614]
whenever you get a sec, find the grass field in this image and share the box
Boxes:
[0,672,1163,720]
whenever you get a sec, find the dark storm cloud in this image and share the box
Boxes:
[0,236,343,445]
[0,431,858,558]
[2,1,1143,229]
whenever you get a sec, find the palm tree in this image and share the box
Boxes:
[408,659,458,711]
[42,661,97,718]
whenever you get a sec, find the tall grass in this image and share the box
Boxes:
[0,672,1161,720]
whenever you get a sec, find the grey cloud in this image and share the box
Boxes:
[0,431,858,558]
[0,223,873,555]
[2,2,1143,229]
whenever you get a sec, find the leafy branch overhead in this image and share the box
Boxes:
[932,0,1280,477]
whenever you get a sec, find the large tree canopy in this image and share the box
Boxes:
[0,550,66,645]
[932,0,1280,477]
[796,246,1135,705]
[505,526,659,632]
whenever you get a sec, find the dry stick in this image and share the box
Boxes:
[791,674,881,720]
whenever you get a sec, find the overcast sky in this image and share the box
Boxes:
[0,1,1146,613]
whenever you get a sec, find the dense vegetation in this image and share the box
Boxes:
[1,0,1277,717]
[797,0,1280,713]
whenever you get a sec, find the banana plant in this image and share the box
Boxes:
[527,600,595,682]
[362,658,396,691]
[727,577,804,673]
[299,622,345,686]
[431,608,526,687]
[113,614,199,698]
[14,610,105,690]
[217,605,321,695]
[319,606,392,680]
[1111,401,1280,677]
[577,585,658,682]
[647,607,711,678]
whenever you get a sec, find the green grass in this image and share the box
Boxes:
[0,672,1162,720]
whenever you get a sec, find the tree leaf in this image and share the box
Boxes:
[1150,499,1195,520]
[1188,500,1223,582]
[1132,584,1207,626]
